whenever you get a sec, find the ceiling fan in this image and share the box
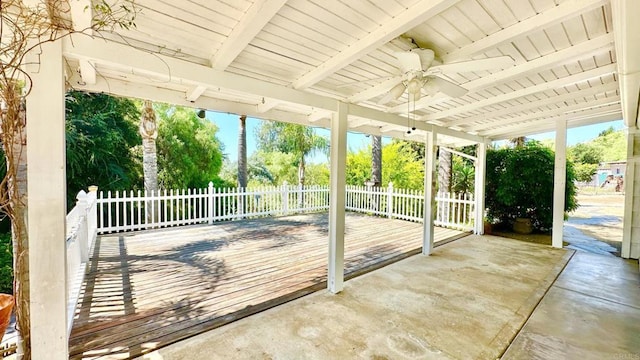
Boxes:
[377,47,515,104]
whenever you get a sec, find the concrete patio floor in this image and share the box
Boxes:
[503,251,640,359]
[138,235,575,359]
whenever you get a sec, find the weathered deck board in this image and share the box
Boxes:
[69,213,467,359]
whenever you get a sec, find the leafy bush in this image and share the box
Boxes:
[0,232,12,294]
[485,142,578,231]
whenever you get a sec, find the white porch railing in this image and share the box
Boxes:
[65,187,98,338]
[95,183,475,234]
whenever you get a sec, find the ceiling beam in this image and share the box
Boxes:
[292,0,460,89]
[211,0,288,70]
[390,33,614,113]
[446,82,619,127]
[482,104,622,137]
[422,63,617,121]
[442,0,607,63]
[308,110,331,122]
[63,36,483,144]
[469,96,620,132]
[70,0,96,85]
[349,118,371,128]
[611,0,640,128]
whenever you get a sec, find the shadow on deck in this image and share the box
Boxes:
[69,213,467,359]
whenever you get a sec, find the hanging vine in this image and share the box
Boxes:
[0,1,137,358]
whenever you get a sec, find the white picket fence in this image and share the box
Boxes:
[95,183,475,234]
[65,188,98,338]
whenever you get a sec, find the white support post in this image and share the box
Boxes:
[552,120,568,248]
[474,140,487,234]
[621,129,639,259]
[328,102,347,293]
[282,181,289,215]
[26,40,68,358]
[422,129,437,255]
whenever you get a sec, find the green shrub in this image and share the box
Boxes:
[0,232,12,294]
[485,142,578,231]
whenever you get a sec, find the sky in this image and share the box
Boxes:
[206,109,625,164]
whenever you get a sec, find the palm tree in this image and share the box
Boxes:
[255,121,328,207]
[371,135,382,187]
[438,148,452,193]
[238,115,247,188]
[139,100,158,222]
[237,115,248,215]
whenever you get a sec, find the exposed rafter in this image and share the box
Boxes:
[390,33,614,113]
[211,0,288,70]
[473,97,620,133]
[292,0,460,89]
[308,110,331,123]
[422,64,617,121]
[611,0,640,128]
[442,0,607,63]
[257,99,281,113]
[482,104,622,137]
[446,82,619,127]
[494,111,623,140]
[185,85,207,102]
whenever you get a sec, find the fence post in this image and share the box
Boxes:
[87,185,98,250]
[207,182,214,224]
[76,190,90,263]
[387,182,394,218]
[282,181,289,215]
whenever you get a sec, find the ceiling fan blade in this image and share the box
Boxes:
[394,51,422,73]
[431,76,468,98]
[429,55,515,73]
[413,48,435,71]
[377,82,406,104]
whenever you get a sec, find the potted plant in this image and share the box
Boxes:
[0,294,13,337]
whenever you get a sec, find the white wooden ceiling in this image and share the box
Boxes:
[62,0,640,145]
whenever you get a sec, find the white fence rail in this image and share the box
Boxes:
[65,188,98,338]
[95,183,475,234]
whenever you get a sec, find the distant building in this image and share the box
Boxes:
[595,161,626,189]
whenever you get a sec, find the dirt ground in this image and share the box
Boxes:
[565,193,624,256]
[490,193,625,256]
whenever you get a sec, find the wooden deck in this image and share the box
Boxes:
[69,213,467,359]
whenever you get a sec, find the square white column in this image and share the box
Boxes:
[552,120,567,248]
[328,102,347,293]
[25,40,68,357]
[422,129,437,255]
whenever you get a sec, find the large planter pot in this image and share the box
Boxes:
[513,218,533,234]
[0,294,13,338]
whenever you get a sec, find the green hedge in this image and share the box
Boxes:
[0,232,12,294]
[485,142,578,231]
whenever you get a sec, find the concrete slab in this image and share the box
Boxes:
[138,235,572,360]
[503,251,640,360]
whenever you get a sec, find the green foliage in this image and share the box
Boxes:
[573,163,599,183]
[452,157,475,194]
[0,232,12,294]
[485,143,578,231]
[568,143,603,165]
[66,91,142,203]
[155,104,225,189]
[347,142,424,189]
[255,122,328,162]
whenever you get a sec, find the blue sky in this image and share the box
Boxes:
[206,110,625,163]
